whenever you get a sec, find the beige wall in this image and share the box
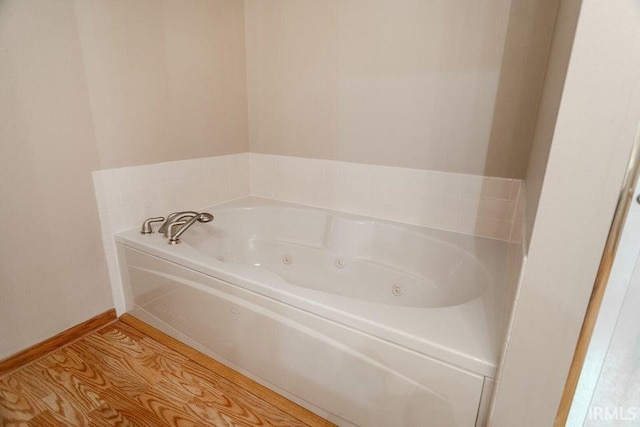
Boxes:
[524,0,582,246]
[245,0,559,178]
[0,0,249,358]
[490,0,640,424]
[75,0,249,169]
[485,0,562,178]
[0,1,113,359]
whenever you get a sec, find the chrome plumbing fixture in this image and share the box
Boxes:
[159,211,214,237]
[166,220,188,245]
[158,211,200,235]
[140,216,165,234]
[166,212,215,245]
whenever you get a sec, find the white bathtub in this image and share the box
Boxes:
[116,197,513,427]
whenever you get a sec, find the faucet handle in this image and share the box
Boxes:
[198,212,214,222]
[140,216,165,234]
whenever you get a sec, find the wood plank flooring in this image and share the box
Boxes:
[0,320,334,426]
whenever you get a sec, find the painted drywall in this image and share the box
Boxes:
[485,0,562,178]
[244,0,559,179]
[74,0,249,169]
[0,0,250,359]
[489,0,640,425]
[524,0,582,247]
[0,1,113,359]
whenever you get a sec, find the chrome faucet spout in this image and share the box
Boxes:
[158,211,200,236]
[161,211,215,244]
[166,220,187,244]
[167,216,198,244]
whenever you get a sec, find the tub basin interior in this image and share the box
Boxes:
[183,206,492,308]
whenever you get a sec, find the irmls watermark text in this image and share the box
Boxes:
[588,406,639,421]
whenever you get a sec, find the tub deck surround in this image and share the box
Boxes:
[115,198,511,378]
[115,198,516,426]
[92,152,524,315]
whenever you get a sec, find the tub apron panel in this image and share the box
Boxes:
[120,245,485,427]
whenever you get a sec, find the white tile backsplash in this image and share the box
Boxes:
[93,151,524,314]
[92,153,250,314]
[249,153,523,242]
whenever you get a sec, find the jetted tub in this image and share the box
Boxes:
[116,197,513,427]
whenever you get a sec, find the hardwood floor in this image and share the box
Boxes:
[0,320,334,426]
